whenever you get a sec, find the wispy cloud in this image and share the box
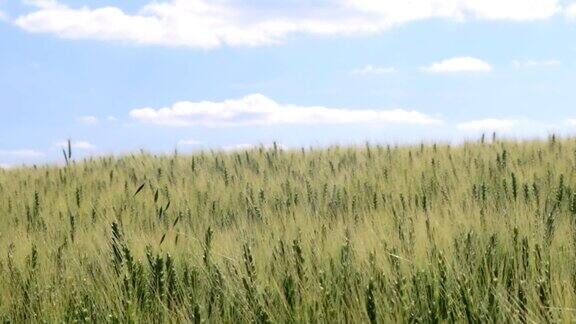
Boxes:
[423,57,492,73]
[512,59,560,68]
[222,143,287,152]
[130,94,443,127]
[178,139,202,146]
[352,65,396,75]
[78,115,99,124]
[55,140,96,150]
[0,163,11,169]
[78,115,120,124]
[566,119,576,126]
[14,0,561,49]
[456,119,517,132]
[0,149,44,158]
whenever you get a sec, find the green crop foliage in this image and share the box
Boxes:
[1,137,576,322]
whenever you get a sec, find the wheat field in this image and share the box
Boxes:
[1,138,576,322]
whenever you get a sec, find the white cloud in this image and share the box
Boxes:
[512,59,561,68]
[55,140,96,150]
[78,115,99,124]
[130,94,443,127]
[23,0,61,8]
[223,143,257,151]
[567,3,576,18]
[423,57,492,73]
[0,149,44,158]
[456,119,518,131]
[566,119,576,126]
[178,139,202,146]
[349,0,560,21]
[78,115,120,124]
[14,0,561,49]
[352,65,396,75]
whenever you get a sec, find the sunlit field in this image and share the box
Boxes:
[1,137,576,322]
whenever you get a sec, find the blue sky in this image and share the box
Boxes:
[1,0,576,167]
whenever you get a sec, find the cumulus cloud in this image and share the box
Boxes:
[347,0,559,21]
[129,94,443,127]
[512,59,561,68]
[423,57,492,73]
[456,119,518,132]
[14,0,561,49]
[55,140,96,150]
[352,65,396,75]
[567,119,576,126]
[0,149,44,158]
